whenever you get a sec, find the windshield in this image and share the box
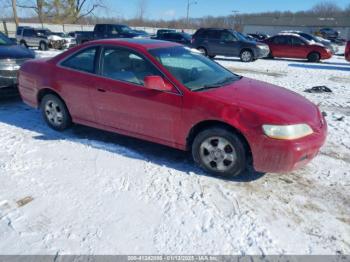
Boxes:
[120,25,133,33]
[149,46,241,91]
[231,31,246,41]
[0,32,14,45]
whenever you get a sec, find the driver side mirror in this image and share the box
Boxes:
[144,76,173,92]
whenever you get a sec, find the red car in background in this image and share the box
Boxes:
[264,33,332,62]
[345,41,350,62]
[18,39,327,177]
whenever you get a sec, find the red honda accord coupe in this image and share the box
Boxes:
[263,34,332,62]
[18,39,327,177]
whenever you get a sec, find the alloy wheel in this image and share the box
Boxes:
[241,51,252,62]
[45,100,64,126]
[199,136,237,172]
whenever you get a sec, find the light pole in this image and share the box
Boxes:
[231,10,239,30]
[186,0,197,28]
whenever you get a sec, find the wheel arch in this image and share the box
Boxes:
[186,120,252,160]
[37,88,67,109]
[307,51,321,61]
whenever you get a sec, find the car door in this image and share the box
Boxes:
[56,46,100,122]
[91,46,183,144]
[291,36,308,58]
[205,30,222,55]
[23,29,35,46]
[216,31,240,56]
[270,36,291,58]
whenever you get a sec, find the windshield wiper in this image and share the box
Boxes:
[192,76,238,92]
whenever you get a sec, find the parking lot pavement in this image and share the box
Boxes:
[0,51,349,255]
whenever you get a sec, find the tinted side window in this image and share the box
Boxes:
[61,47,97,73]
[101,47,161,86]
[292,37,304,45]
[16,28,22,35]
[206,30,221,39]
[23,29,35,37]
[95,25,105,34]
[194,29,205,38]
[273,36,288,44]
[220,31,236,42]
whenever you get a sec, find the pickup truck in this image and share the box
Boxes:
[75,24,147,44]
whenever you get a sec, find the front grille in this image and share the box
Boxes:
[0,69,17,78]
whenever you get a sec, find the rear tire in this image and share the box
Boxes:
[307,52,320,63]
[20,40,28,48]
[240,50,254,62]
[41,94,72,131]
[192,127,247,177]
[197,47,208,56]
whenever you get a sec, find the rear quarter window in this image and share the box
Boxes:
[61,47,97,73]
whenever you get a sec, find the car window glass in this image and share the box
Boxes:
[220,31,236,42]
[61,47,97,73]
[150,46,240,91]
[23,29,35,37]
[292,37,304,45]
[274,36,288,45]
[95,25,104,33]
[207,30,220,39]
[101,47,161,86]
[110,25,119,35]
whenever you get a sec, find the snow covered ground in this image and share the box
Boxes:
[0,48,349,255]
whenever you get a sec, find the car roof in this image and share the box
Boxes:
[84,38,181,50]
[276,33,302,38]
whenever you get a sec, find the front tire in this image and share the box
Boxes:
[307,52,320,63]
[39,41,48,51]
[41,94,71,131]
[240,49,254,62]
[192,127,247,177]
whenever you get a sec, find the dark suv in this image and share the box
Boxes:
[155,32,192,46]
[191,28,270,62]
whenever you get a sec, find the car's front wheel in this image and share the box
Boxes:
[192,127,247,177]
[41,94,71,131]
[307,52,320,63]
[39,41,48,51]
[240,50,254,62]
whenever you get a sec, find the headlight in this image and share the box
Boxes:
[258,45,269,50]
[262,124,313,140]
[0,59,20,70]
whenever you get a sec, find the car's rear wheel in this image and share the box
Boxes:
[240,50,254,62]
[39,41,48,51]
[41,94,71,131]
[307,52,320,63]
[192,127,247,177]
[20,40,27,48]
[197,47,208,56]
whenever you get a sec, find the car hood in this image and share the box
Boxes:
[0,45,35,59]
[198,77,321,125]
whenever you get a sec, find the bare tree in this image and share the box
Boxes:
[311,1,342,16]
[11,0,19,26]
[66,0,105,23]
[16,0,49,27]
[136,0,147,22]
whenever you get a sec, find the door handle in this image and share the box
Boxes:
[97,88,106,93]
